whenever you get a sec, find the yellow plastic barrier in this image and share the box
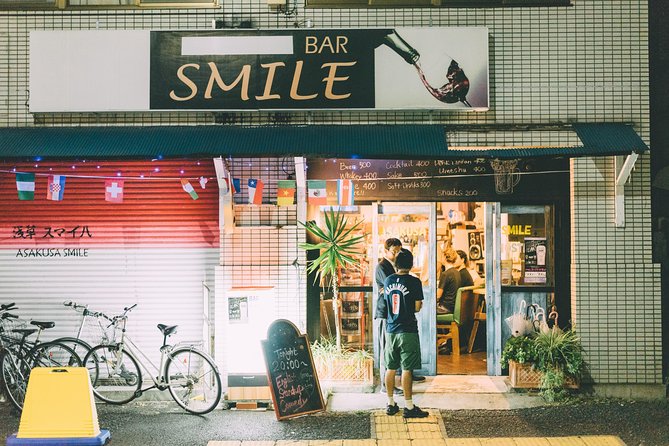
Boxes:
[6,367,110,445]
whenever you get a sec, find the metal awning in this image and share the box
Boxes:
[0,123,648,159]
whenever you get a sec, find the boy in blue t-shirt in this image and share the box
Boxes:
[382,249,429,418]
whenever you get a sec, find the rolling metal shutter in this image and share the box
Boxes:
[0,159,218,364]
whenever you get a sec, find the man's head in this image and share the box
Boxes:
[384,238,402,262]
[395,248,414,271]
[443,248,458,266]
[456,249,468,268]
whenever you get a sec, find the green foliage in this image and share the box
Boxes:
[539,367,569,403]
[311,337,372,364]
[299,209,365,291]
[503,327,586,403]
[501,334,536,368]
[299,209,365,351]
[533,328,584,378]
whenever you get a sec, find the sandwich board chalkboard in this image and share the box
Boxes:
[261,319,325,420]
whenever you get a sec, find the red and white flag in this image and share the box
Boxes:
[46,175,66,201]
[105,179,124,203]
[248,179,264,205]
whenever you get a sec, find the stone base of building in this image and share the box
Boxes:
[591,384,667,400]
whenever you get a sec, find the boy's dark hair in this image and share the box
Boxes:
[384,238,402,250]
[457,249,468,264]
[395,248,414,270]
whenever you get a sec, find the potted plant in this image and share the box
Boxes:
[502,328,585,402]
[311,337,374,385]
[299,208,365,351]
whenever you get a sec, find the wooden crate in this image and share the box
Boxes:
[315,357,373,383]
[508,360,579,389]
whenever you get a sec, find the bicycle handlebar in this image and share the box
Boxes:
[1,313,18,319]
[1,303,17,311]
[107,304,137,328]
[63,300,88,310]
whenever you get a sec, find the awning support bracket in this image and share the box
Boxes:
[614,153,639,228]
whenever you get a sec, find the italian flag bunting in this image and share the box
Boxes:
[16,172,35,201]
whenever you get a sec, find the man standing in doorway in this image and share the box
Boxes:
[383,249,429,418]
[375,238,403,395]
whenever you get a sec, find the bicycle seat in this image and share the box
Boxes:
[157,324,178,336]
[30,320,55,329]
[12,328,37,336]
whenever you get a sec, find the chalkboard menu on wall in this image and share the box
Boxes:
[262,319,325,420]
[307,158,569,202]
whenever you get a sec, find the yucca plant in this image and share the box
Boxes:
[299,209,365,351]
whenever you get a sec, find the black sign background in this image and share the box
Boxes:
[150,30,388,110]
[262,319,325,420]
[307,157,569,202]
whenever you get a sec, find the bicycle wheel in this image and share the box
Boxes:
[0,349,30,411]
[52,337,93,366]
[165,348,221,415]
[30,341,83,369]
[84,344,141,404]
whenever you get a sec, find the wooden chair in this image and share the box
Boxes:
[436,285,479,356]
[468,292,486,353]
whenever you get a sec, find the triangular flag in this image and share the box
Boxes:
[16,173,35,201]
[277,180,296,206]
[307,180,327,205]
[46,175,66,201]
[199,176,208,189]
[248,179,264,205]
[337,179,354,206]
[181,179,199,200]
[105,179,124,203]
[232,178,240,194]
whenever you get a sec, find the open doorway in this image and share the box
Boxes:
[436,202,487,375]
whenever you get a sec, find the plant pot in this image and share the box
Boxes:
[508,360,579,389]
[314,357,373,383]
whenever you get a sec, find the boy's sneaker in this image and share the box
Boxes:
[386,403,400,416]
[403,405,429,418]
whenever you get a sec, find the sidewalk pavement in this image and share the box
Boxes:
[218,376,625,446]
[207,409,626,446]
[326,376,547,412]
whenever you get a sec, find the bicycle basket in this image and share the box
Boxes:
[0,318,28,346]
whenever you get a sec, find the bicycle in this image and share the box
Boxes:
[53,301,115,364]
[0,302,83,411]
[83,304,222,415]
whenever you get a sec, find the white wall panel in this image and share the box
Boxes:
[0,248,217,366]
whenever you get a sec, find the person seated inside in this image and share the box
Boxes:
[437,248,461,314]
[455,249,474,287]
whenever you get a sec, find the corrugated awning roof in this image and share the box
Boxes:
[0,123,648,159]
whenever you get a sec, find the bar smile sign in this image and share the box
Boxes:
[149,28,489,111]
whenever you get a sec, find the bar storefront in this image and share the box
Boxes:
[0,18,659,398]
[304,155,570,377]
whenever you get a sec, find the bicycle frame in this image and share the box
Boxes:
[64,302,114,346]
[111,316,197,392]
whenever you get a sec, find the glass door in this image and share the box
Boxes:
[375,202,437,376]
